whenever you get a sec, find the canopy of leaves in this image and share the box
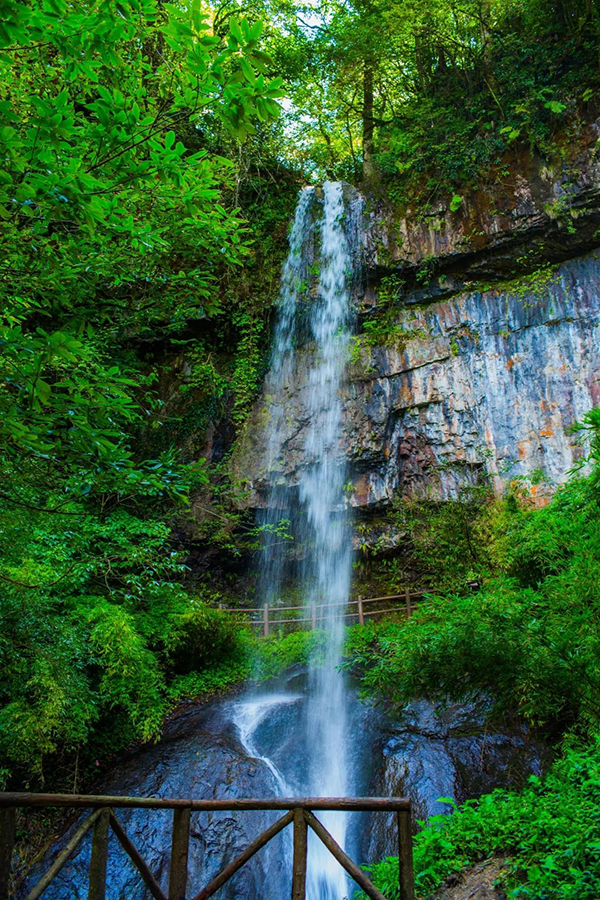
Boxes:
[276,0,600,201]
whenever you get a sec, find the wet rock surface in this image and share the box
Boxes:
[20,702,291,900]
[366,698,548,867]
[21,685,547,900]
[347,252,600,506]
[232,139,600,517]
[363,125,600,281]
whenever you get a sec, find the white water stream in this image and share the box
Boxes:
[236,182,362,898]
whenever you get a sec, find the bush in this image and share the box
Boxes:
[164,600,248,675]
[361,740,600,899]
[253,629,327,680]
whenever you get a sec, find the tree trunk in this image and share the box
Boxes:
[362,61,375,182]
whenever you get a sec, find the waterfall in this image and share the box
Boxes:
[251,181,362,898]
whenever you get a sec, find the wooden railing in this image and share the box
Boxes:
[220,590,424,637]
[0,794,415,900]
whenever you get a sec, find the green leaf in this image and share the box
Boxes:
[230,19,244,43]
[544,100,567,114]
[240,57,256,85]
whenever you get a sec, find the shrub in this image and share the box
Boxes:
[164,600,248,675]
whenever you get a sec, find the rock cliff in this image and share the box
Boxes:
[233,133,600,511]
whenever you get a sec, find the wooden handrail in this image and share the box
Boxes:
[363,605,410,617]
[2,795,414,900]
[220,589,425,626]
[191,810,294,900]
[108,812,167,900]
[0,793,411,811]
[360,593,423,605]
[304,810,387,900]
[24,809,103,900]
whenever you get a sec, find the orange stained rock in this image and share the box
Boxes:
[352,475,370,506]
[529,484,552,508]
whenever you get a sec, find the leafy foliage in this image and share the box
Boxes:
[253,629,327,679]
[0,0,291,790]
[355,484,497,596]
[346,464,600,732]
[349,411,600,894]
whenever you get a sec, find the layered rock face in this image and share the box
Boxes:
[234,139,600,511]
[346,253,600,506]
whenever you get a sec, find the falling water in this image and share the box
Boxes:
[253,181,362,898]
[233,693,300,797]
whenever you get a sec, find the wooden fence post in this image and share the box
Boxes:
[263,604,269,638]
[88,808,110,900]
[405,588,412,619]
[169,807,191,900]
[397,809,415,900]
[357,595,364,626]
[311,604,317,630]
[0,807,16,899]
[291,808,307,900]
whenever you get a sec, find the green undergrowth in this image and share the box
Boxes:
[360,740,600,899]
[166,628,327,704]
[0,563,322,793]
[252,629,327,680]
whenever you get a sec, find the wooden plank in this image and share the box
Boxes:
[1,794,411,812]
[222,608,261,614]
[267,617,313,626]
[263,605,269,638]
[291,808,307,900]
[223,595,424,614]
[88,808,110,900]
[361,593,423,605]
[168,807,190,900]
[25,809,103,900]
[109,812,167,900]
[309,599,358,611]
[357,596,364,626]
[304,811,387,900]
[250,598,360,616]
[363,606,411,618]
[0,807,16,899]
[397,810,415,900]
[191,810,294,900]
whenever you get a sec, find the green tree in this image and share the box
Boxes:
[0,0,286,788]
